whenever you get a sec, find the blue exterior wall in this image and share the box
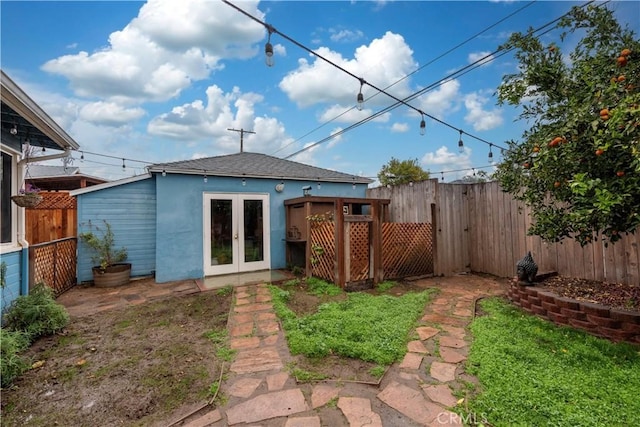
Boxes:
[76,177,157,283]
[1,249,22,315]
[154,173,367,282]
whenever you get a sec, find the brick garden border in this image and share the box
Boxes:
[508,282,640,344]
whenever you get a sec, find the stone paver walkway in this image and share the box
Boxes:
[180,275,506,426]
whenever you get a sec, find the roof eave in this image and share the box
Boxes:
[147,166,372,184]
[1,70,80,151]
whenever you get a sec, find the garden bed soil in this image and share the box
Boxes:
[536,275,639,312]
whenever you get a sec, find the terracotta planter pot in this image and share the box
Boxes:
[92,263,131,288]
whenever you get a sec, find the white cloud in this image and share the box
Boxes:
[327,127,343,149]
[468,51,495,66]
[390,122,409,133]
[421,146,473,179]
[464,92,503,131]
[415,79,461,118]
[41,0,265,103]
[318,104,390,124]
[329,29,364,43]
[79,101,146,126]
[279,31,417,108]
[147,84,290,154]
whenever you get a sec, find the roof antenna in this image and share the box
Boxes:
[227,128,256,153]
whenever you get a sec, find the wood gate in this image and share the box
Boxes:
[29,237,77,296]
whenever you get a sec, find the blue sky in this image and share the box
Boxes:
[2,0,638,183]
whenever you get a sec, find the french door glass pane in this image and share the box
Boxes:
[210,199,233,265]
[244,199,264,263]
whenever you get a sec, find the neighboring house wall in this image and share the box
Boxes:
[154,173,367,283]
[76,177,157,283]
[1,250,22,315]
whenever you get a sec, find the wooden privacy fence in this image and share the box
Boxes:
[367,180,639,286]
[29,237,77,297]
[26,191,77,245]
[382,223,434,279]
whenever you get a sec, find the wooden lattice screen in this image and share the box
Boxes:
[382,223,433,278]
[26,191,77,245]
[309,221,336,283]
[346,222,370,282]
[29,237,77,297]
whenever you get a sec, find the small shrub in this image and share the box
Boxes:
[306,277,342,296]
[0,328,30,387]
[3,283,69,341]
[376,281,396,293]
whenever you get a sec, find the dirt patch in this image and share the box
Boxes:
[536,275,640,311]
[1,290,232,427]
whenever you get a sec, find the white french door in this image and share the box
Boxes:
[203,193,270,276]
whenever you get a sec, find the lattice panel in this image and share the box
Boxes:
[347,222,370,281]
[309,221,335,282]
[30,192,76,210]
[382,223,433,279]
[31,238,77,296]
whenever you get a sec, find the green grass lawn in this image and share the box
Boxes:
[464,297,640,426]
[270,281,436,365]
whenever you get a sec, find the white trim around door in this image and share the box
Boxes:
[203,193,270,276]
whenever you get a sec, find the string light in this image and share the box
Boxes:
[488,144,494,164]
[419,114,426,136]
[317,179,321,190]
[441,172,444,181]
[242,177,246,186]
[352,178,356,190]
[458,130,464,153]
[357,78,365,111]
[162,169,166,177]
[203,170,208,183]
[10,124,17,135]
[80,151,84,162]
[122,158,126,170]
[265,24,275,67]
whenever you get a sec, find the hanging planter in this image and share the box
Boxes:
[11,190,42,208]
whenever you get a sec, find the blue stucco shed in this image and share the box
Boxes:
[72,152,372,284]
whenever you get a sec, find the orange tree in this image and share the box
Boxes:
[495,5,639,246]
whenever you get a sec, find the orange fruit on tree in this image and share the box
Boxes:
[621,48,632,57]
[533,146,540,153]
[523,162,531,169]
[617,75,626,82]
[617,56,628,67]
[600,108,609,116]
[616,170,625,177]
[595,149,604,156]
[554,181,561,188]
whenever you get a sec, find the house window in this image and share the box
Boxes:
[1,151,13,243]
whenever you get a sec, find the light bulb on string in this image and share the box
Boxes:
[419,114,426,136]
[265,25,275,67]
[122,159,126,170]
[441,172,444,181]
[356,78,365,111]
[162,169,166,177]
[488,144,494,164]
[458,130,464,153]
[10,124,17,135]
[80,151,84,162]
[203,171,208,183]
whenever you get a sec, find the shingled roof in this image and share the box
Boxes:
[149,152,372,184]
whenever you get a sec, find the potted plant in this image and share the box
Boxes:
[79,220,131,287]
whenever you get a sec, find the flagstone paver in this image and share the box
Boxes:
[266,372,289,390]
[311,384,341,409]
[182,409,222,427]
[399,352,423,369]
[225,388,308,425]
[439,347,467,364]
[285,416,322,427]
[378,381,443,425]
[430,361,457,382]
[422,384,459,407]
[407,339,429,353]
[228,377,262,398]
[416,326,440,340]
[439,336,467,349]
[337,397,383,427]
